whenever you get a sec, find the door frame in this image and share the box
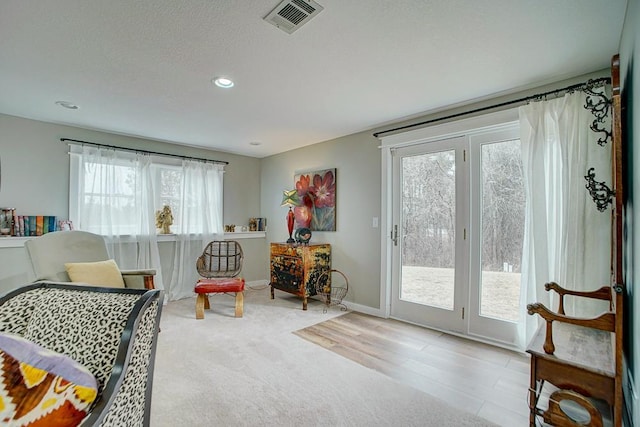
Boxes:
[379,108,520,344]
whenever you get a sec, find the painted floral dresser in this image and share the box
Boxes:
[269,243,331,310]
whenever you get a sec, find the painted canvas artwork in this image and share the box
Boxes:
[293,168,336,231]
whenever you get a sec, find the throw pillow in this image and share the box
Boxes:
[0,332,98,426]
[64,259,125,288]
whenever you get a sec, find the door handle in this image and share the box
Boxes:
[392,225,398,246]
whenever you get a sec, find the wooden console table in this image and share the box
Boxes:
[269,243,331,310]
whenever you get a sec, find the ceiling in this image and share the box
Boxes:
[0,0,628,158]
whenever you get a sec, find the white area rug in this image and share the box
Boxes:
[150,284,497,426]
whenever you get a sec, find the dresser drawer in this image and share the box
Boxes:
[270,254,303,292]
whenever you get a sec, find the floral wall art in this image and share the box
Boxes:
[293,168,336,231]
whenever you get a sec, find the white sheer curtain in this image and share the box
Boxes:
[517,87,612,348]
[77,146,164,289]
[167,160,224,301]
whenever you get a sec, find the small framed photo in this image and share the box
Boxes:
[59,220,74,231]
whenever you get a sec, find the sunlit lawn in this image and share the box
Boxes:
[401,266,521,322]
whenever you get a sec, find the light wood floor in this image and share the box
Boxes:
[294,312,532,427]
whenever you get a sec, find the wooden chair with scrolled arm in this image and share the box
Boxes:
[526,280,622,427]
[526,54,625,427]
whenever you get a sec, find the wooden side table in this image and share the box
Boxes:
[269,243,331,310]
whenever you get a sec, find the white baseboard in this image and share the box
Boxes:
[254,279,386,317]
[246,279,270,289]
[343,300,386,317]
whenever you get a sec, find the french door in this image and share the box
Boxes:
[389,124,524,346]
[390,137,468,333]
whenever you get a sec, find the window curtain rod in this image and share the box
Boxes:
[61,138,229,165]
[372,76,611,138]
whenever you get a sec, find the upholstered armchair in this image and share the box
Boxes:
[0,282,163,426]
[24,230,156,289]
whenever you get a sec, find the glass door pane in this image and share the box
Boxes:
[479,139,524,322]
[401,149,456,310]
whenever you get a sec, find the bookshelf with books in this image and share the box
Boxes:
[7,215,60,237]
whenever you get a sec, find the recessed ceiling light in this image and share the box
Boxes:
[55,100,79,109]
[213,77,234,88]
[249,141,261,146]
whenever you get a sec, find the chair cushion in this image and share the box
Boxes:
[0,332,98,426]
[64,259,126,288]
[195,278,245,294]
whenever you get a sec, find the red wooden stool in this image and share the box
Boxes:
[195,277,245,319]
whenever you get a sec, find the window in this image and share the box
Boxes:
[69,145,223,236]
[152,164,182,231]
[477,137,524,322]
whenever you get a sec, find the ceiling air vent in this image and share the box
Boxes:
[264,0,324,34]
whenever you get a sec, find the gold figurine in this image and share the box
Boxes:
[155,205,174,234]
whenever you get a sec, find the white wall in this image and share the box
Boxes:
[260,131,383,309]
[259,69,611,313]
[0,114,267,293]
[0,63,622,315]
